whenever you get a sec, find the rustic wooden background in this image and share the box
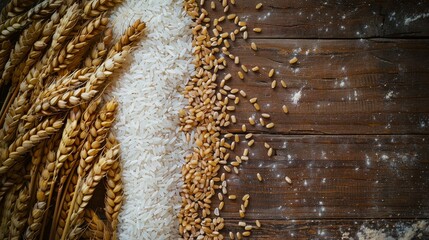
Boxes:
[1,0,428,239]
[210,0,429,239]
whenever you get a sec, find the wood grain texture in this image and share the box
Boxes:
[214,134,429,220]
[222,219,429,239]
[207,0,429,38]
[220,38,429,135]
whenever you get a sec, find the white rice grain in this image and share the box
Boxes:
[107,1,193,239]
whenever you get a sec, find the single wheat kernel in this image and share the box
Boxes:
[285,176,292,184]
[282,105,289,113]
[251,42,257,51]
[253,27,262,33]
[257,173,263,181]
[281,80,287,88]
[269,68,275,77]
[289,56,298,64]
[256,3,263,9]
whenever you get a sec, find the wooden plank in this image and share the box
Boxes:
[213,134,429,220]
[218,38,429,135]
[222,219,429,240]
[207,0,429,38]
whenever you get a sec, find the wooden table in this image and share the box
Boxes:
[209,0,429,239]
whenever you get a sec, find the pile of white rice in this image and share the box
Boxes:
[107,1,193,239]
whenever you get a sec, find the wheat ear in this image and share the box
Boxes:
[0,184,21,239]
[0,0,35,23]
[0,115,64,175]
[52,15,109,73]
[78,100,118,176]
[14,11,61,85]
[0,40,12,80]
[105,133,123,239]
[83,0,124,19]
[62,101,120,239]
[83,209,112,240]
[0,13,29,41]
[20,3,81,93]
[25,138,58,240]
[8,184,30,240]
[1,91,29,143]
[64,145,120,240]
[27,0,63,21]
[1,20,45,86]
[84,28,113,68]
[0,160,25,201]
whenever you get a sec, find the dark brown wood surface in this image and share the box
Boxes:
[209,0,429,239]
[212,0,429,38]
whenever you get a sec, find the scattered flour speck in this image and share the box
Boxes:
[291,89,302,104]
[404,13,429,25]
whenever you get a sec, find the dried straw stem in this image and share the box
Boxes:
[1,20,45,86]
[0,115,64,175]
[9,184,30,240]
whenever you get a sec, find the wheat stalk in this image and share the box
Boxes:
[61,100,119,239]
[25,138,58,240]
[60,97,102,187]
[1,20,45,87]
[107,19,146,57]
[51,98,102,239]
[28,142,45,207]
[84,28,112,68]
[0,13,30,41]
[0,40,12,80]
[20,3,81,93]
[54,174,77,239]
[83,0,124,19]
[27,20,144,117]
[8,184,30,240]
[27,0,63,21]
[64,145,120,240]
[0,0,35,23]
[83,209,111,240]
[1,91,29,143]
[28,50,128,118]
[0,160,26,201]
[0,184,21,239]
[0,115,64,176]
[76,99,118,179]
[104,133,122,239]
[14,11,62,85]
[52,15,109,73]
[24,202,46,240]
